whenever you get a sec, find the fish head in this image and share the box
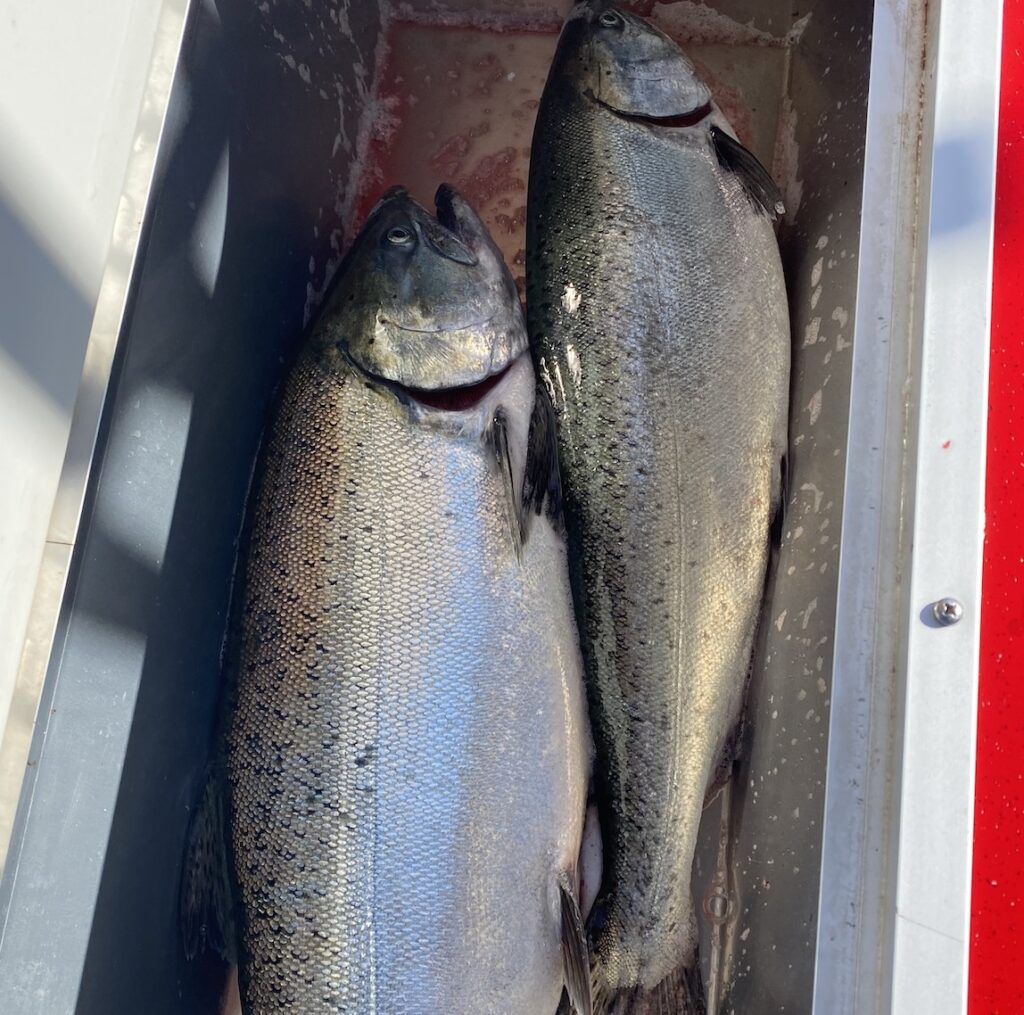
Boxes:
[557,3,711,119]
[319,185,525,393]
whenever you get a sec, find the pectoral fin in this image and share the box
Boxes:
[710,125,785,221]
[523,381,563,533]
[559,872,593,1015]
[487,407,524,562]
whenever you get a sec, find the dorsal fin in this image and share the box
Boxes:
[710,125,785,221]
[180,768,238,964]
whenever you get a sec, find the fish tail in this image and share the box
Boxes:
[593,961,707,1015]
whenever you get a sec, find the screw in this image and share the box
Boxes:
[932,597,964,626]
[702,886,732,924]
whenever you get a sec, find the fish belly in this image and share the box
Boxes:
[228,353,590,1012]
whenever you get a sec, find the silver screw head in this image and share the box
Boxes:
[932,597,964,626]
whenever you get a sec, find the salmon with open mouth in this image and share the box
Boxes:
[527,3,791,1012]
[183,185,594,1015]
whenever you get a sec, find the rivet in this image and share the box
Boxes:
[702,887,732,924]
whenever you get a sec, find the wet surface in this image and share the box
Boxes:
[354,21,558,294]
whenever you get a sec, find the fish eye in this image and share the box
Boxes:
[386,225,414,246]
[598,9,624,28]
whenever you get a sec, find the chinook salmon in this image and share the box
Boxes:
[526,4,790,1011]
[183,186,593,1015]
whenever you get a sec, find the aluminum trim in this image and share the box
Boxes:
[890,0,1001,1008]
[814,0,1002,1010]
[813,0,931,1004]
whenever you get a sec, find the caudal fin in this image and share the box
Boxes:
[593,962,707,1015]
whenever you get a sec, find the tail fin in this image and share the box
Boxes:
[593,962,707,1015]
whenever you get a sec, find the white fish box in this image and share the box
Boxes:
[0,1,998,1013]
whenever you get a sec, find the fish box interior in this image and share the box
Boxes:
[0,1,874,1012]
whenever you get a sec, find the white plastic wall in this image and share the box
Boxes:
[0,1,164,831]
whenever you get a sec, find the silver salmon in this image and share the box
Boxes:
[526,4,790,1011]
[185,186,593,1015]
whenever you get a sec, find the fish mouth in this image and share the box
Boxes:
[398,360,515,412]
[347,350,517,413]
[587,90,712,128]
[434,183,464,235]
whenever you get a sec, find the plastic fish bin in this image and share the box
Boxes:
[0,0,952,1012]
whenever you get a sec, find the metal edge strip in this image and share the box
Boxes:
[814,0,1003,1009]
[889,0,1002,1009]
[812,0,931,1010]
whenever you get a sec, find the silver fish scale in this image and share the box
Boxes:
[527,88,789,993]
[227,349,589,1013]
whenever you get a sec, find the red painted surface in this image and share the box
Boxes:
[970,3,1024,1010]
